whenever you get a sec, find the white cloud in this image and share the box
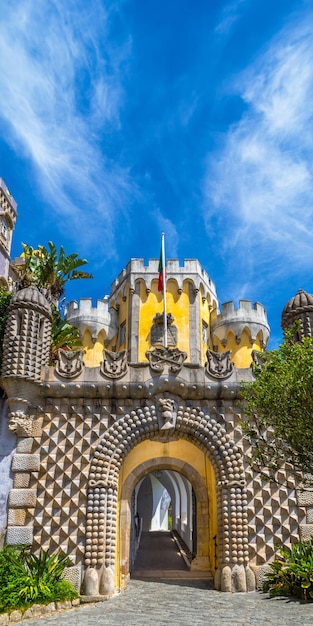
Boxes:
[215,0,249,35]
[204,14,313,278]
[0,0,132,257]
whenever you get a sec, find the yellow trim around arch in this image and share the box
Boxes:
[116,438,218,589]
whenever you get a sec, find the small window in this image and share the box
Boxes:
[119,322,126,346]
[202,320,208,345]
[1,221,7,239]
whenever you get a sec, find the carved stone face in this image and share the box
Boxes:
[8,412,41,437]
[8,412,33,436]
[158,398,176,425]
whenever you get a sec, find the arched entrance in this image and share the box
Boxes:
[119,446,214,587]
[85,402,253,595]
[128,468,194,573]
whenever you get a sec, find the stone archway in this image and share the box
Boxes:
[119,455,211,588]
[85,401,253,594]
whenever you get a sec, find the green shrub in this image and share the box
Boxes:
[264,538,313,601]
[0,546,79,613]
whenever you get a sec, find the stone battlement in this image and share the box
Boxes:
[66,297,110,317]
[211,299,270,346]
[111,258,217,303]
[219,300,267,321]
[66,297,116,342]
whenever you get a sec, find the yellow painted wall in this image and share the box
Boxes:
[78,277,217,367]
[117,438,218,588]
[213,329,264,368]
[114,289,128,352]
[83,329,109,367]
[138,279,191,361]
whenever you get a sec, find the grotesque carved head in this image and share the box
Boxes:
[8,412,41,437]
[158,398,176,429]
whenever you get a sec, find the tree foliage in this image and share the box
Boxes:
[16,241,93,304]
[49,307,82,365]
[12,241,93,359]
[241,326,313,479]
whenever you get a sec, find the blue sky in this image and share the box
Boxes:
[0,0,312,348]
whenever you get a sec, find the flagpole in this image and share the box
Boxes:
[161,232,167,348]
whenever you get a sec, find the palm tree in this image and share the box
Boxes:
[13,241,93,360]
[15,241,93,304]
[49,307,83,364]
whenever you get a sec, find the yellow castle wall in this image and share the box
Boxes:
[138,279,191,361]
[213,329,264,368]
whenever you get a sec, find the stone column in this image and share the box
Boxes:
[189,284,201,364]
[128,285,140,363]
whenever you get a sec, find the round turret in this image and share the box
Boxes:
[2,286,52,379]
[66,298,117,343]
[211,300,270,368]
[65,298,119,367]
[281,289,313,338]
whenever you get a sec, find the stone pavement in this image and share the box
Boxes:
[18,533,313,625]
[20,579,313,626]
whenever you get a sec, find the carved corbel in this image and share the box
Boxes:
[100,349,128,379]
[205,349,234,379]
[55,348,84,379]
[8,410,43,438]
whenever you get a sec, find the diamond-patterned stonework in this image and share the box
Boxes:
[221,407,306,564]
[27,399,109,564]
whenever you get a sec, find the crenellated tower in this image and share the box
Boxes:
[66,298,118,367]
[67,258,219,366]
[66,259,270,369]
[210,300,270,368]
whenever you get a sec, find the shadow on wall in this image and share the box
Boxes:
[0,396,16,548]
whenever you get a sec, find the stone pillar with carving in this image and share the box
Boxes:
[2,286,52,380]
[1,286,51,546]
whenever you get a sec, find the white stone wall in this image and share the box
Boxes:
[0,396,16,546]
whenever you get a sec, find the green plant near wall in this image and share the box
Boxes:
[264,538,313,601]
[0,545,79,614]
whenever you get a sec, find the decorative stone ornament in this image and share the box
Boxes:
[85,403,252,594]
[151,312,178,346]
[251,349,266,369]
[146,347,187,373]
[205,349,234,379]
[157,398,177,432]
[8,411,42,438]
[55,348,84,379]
[100,349,128,379]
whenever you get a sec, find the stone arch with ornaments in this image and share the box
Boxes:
[84,401,255,595]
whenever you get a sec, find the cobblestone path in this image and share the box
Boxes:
[21,579,313,626]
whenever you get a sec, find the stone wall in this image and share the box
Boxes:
[0,397,15,548]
